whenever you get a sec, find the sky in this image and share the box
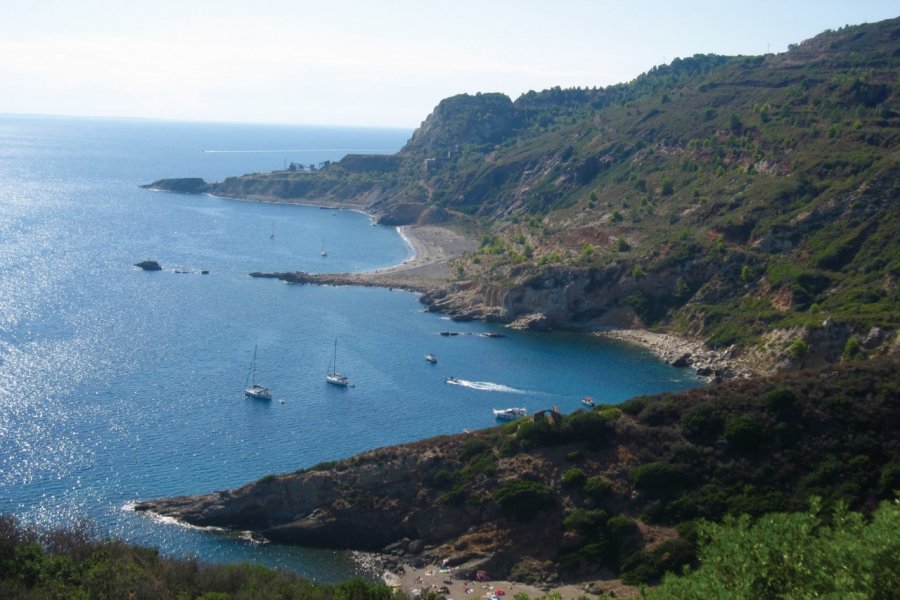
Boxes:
[1,0,897,128]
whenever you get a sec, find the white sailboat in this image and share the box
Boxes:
[320,239,328,257]
[325,339,348,386]
[245,345,272,400]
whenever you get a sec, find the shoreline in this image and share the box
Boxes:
[225,194,749,381]
[596,328,755,381]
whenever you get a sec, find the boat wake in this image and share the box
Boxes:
[446,378,526,394]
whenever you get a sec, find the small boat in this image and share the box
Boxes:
[445,376,458,383]
[244,345,272,400]
[425,353,437,364]
[493,407,526,421]
[320,239,327,257]
[482,332,506,338]
[326,338,349,386]
[582,396,595,407]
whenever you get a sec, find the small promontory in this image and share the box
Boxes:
[141,178,212,194]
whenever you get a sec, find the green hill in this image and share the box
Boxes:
[147,18,900,373]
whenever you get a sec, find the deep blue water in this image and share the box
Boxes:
[0,115,700,581]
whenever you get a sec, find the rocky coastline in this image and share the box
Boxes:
[247,225,755,382]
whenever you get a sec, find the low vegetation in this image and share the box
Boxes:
[641,498,900,599]
[0,515,396,600]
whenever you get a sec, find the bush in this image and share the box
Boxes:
[563,509,608,536]
[584,476,614,503]
[642,499,900,599]
[681,403,725,444]
[493,479,556,520]
[606,515,640,541]
[843,335,864,360]
[763,389,797,414]
[630,462,685,496]
[560,410,612,442]
[561,468,587,489]
[724,416,767,454]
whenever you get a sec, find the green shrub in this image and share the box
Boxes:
[606,515,640,541]
[724,416,767,453]
[843,335,864,360]
[584,476,614,503]
[643,499,900,599]
[639,401,680,426]
[630,462,686,496]
[561,468,587,489]
[763,389,798,413]
[563,508,608,536]
[787,339,808,358]
[493,479,556,520]
[560,410,612,442]
[681,403,725,444]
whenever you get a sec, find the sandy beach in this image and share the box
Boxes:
[357,225,476,287]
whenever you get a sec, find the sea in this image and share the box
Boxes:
[0,114,700,581]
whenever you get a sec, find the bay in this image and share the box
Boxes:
[0,115,699,580]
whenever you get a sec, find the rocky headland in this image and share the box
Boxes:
[134,359,900,590]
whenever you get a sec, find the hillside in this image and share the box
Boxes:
[136,359,900,588]
[145,18,900,374]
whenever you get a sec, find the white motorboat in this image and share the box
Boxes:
[425,353,437,364]
[492,407,526,421]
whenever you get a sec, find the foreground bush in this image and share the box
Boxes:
[0,515,397,600]
[641,498,900,599]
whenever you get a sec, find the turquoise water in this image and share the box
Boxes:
[0,115,700,580]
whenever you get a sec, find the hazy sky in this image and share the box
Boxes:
[1,0,896,127]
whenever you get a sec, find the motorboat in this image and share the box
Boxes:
[582,396,595,407]
[492,407,526,421]
[425,353,437,364]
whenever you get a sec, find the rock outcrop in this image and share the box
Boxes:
[135,442,489,551]
[134,260,162,271]
[141,178,212,194]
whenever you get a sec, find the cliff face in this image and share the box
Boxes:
[403,93,519,156]
[135,439,509,552]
